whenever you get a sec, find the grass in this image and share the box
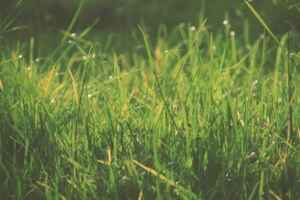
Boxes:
[1,18,300,199]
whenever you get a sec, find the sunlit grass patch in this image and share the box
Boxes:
[1,19,300,200]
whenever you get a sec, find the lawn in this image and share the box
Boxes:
[1,14,300,200]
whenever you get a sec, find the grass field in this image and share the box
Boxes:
[1,18,300,199]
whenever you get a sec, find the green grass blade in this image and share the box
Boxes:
[245,1,280,45]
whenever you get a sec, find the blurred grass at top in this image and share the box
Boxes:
[1,0,300,38]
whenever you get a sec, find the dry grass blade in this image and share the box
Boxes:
[131,159,197,199]
[132,159,177,187]
[138,191,144,200]
[97,147,112,166]
[68,68,79,104]
[0,79,3,91]
[269,190,283,200]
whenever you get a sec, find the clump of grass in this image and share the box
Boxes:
[1,18,300,200]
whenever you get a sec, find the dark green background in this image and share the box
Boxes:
[1,0,299,33]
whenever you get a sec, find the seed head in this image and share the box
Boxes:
[230,31,235,37]
[190,26,196,32]
[70,33,77,38]
[223,20,229,26]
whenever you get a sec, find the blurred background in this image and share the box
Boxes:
[0,0,299,37]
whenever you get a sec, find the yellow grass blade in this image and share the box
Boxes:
[131,160,197,198]
[132,160,177,187]
[0,79,3,91]
[138,191,144,200]
[97,147,112,166]
[269,190,283,200]
[39,67,56,96]
[68,68,79,104]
